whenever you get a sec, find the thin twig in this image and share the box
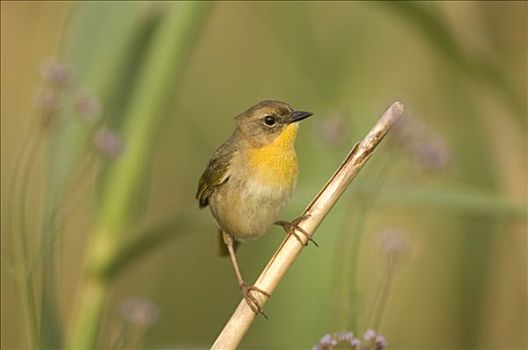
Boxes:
[211,101,405,350]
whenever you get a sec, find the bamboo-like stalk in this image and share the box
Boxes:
[211,101,405,350]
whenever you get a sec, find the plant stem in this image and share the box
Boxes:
[369,262,395,331]
[65,4,210,349]
[211,101,405,350]
[66,277,107,349]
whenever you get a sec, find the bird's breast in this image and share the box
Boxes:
[244,123,299,190]
[209,129,300,240]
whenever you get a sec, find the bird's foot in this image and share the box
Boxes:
[275,214,318,247]
[240,282,270,318]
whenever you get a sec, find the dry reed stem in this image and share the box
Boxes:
[211,101,405,349]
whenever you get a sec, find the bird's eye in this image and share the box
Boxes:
[264,115,276,126]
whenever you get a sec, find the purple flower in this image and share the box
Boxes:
[75,90,102,121]
[392,116,451,172]
[93,127,124,159]
[41,59,73,88]
[377,229,410,256]
[363,329,377,342]
[119,297,160,327]
[375,334,388,350]
[350,338,361,348]
[362,329,388,350]
[313,331,362,350]
[336,331,355,342]
[414,134,450,171]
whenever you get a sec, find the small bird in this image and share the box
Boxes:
[196,100,313,314]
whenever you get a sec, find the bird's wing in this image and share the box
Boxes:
[196,142,235,208]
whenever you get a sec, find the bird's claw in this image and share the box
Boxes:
[240,283,270,318]
[275,214,318,247]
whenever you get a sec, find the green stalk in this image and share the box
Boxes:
[39,4,151,348]
[335,151,393,331]
[66,3,210,349]
[336,200,367,331]
[354,184,526,219]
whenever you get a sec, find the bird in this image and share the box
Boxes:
[196,100,313,315]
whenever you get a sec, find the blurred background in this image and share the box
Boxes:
[1,2,526,349]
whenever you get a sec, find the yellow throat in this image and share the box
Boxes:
[246,123,299,187]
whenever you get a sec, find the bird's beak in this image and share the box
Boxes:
[288,110,313,124]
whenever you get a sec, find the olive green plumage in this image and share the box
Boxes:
[196,137,236,209]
